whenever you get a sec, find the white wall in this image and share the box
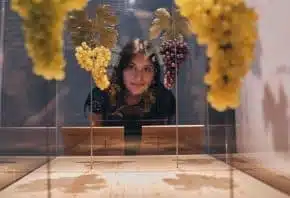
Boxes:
[236,0,290,176]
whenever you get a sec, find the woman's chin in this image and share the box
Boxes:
[130,91,143,96]
[128,88,144,96]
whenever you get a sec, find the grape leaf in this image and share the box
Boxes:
[149,8,171,40]
[172,9,192,37]
[67,4,118,49]
[67,11,96,48]
[93,4,119,48]
[149,8,192,40]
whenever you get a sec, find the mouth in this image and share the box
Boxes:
[130,83,145,87]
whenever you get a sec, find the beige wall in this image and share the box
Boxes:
[236,0,290,176]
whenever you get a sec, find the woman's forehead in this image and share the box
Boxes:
[130,53,152,66]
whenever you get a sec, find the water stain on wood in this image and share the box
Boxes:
[16,174,107,194]
[163,173,237,190]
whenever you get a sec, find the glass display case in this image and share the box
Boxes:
[0,0,289,197]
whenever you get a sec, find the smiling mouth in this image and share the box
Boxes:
[131,83,144,87]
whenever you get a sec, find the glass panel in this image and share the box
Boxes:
[233,1,290,195]
[58,0,180,157]
[56,0,213,158]
[2,1,290,198]
[0,1,57,191]
[175,37,207,155]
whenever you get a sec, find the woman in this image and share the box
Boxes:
[84,39,176,154]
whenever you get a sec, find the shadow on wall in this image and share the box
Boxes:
[238,30,262,145]
[238,31,262,151]
[263,83,289,153]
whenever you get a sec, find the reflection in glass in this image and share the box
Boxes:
[84,39,176,155]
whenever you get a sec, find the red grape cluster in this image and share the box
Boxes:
[160,38,188,89]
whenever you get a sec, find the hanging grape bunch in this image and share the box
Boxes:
[175,0,258,111]
[160,37,188,89]
[149,8,191,89]
[11,0,88,81]
[67,4,119,90]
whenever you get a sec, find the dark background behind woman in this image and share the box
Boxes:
[0,0,235,155]
[0,0,207,127]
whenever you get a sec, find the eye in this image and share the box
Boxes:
[127,63,135,70]
[144,66,154,73]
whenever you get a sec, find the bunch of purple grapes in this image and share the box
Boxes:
[160,38,188,89]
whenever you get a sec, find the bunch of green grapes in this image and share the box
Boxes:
[175,0,258,111]
[75,42,112,90]
[11,0,88,80]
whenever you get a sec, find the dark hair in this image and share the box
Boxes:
[84,39,165,116]
[107,39,164,110]
[111,39,162,89]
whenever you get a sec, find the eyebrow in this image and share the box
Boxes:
[129,62,153,68]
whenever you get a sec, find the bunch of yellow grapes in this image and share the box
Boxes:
[175,0,258,111]
[11,0,88,81]
[75,42,112,90]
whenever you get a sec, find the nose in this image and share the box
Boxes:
[133,69,143,81]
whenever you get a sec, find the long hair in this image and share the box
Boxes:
[108,39,163,111]
[84,39,164,116]
[112,39,162,89]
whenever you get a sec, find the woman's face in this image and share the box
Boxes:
[123,53,154,96]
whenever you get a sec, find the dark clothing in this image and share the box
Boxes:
[84,86,176,128]
[84,86,176,155]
